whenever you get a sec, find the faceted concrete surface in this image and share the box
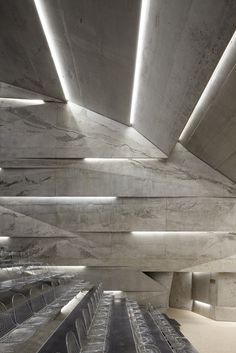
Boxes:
[169,272,192,310]
[133,0,236,155]
[39,0,141,124]
[2,232,236,272]
[1,197,236,232]
[0,0,236,314]
[1,144,235,197]
[192,272,236,321]
[0,0,64,100]
[0,103,164,159]
[182,37,236,182]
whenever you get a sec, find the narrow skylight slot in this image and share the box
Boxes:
[130,0,150,125]
[179,30,236,142]
[34,0,70,100]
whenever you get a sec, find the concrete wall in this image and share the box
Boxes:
[214,273,236,321]
[169,272,192,310]
[192,272,236,321]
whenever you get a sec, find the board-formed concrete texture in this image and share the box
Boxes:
[38,0,141,124]
[0,144,235,197]
[0,0,64,100]
[2,230,236,271]
[0,103,165,159]
[169,273,193,310]
[1,197,236,232]
[133,0,236,155]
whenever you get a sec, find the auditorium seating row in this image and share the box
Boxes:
[126,299,161,353]
[65,285,113,353]
[150,309,189,353]
[0,277,88,352]
[0,264,74,293]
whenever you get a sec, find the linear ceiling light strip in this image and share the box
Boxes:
[34,0,70,101]
[130,0,150,125]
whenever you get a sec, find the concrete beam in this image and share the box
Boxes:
[0,103,164,158]
[0,197,236,232]
[0,144,235,197]
[1,232,236,272]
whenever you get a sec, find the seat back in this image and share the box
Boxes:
[66,331,80,353]
[75,317,87,349]
[42,283,55,305]
[12,293,33,324]
[90,296,96,313]
[87,301,94,320]
[30,287,46,313]
[82,307,91,332]
[0,301,16,338]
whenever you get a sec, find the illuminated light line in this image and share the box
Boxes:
[0,98,44,104]
[0,197,116,200]
[131,231,229,235]
[194,300,211,308]
[84,158,161,162]
[104,291,123,294]
[34,0,70,100]
[130,0,150,125]
[0,197,117,203]
[84,158,129,162]
[0,237,10,241]
[179,30,236,142]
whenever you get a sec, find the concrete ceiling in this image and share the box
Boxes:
[0,0,64,100]
[133,0,236,155]
[1,0,236,300]
[181,35,236,182]
[40,0,140,125]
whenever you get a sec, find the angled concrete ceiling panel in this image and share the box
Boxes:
[0,0,64,100]
[181,45,236,182]
[133,0,236,155]
[41,0,141,124]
